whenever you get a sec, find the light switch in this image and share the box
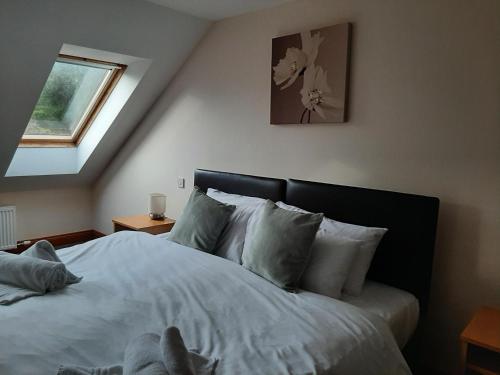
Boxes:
[177,177,185,189]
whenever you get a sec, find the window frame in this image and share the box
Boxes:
[20,54,127,148]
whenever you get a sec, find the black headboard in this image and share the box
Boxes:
[286,179,439,314]
[194,169,439,314]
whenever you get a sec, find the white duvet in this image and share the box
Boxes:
[0,232,410,375]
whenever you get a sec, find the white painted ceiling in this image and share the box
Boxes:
[144,0,294,20]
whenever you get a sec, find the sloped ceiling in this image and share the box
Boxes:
[144,0,294,20]
[0,0,210,191]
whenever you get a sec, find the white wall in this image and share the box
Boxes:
[0,188,92,240]
[92,0,498,372]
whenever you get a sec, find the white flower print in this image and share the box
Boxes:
[300,65,343,121]
[300,31,323,67]
[272,47,307,89]
[272,31,324,90]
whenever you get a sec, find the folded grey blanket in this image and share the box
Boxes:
[58,327,218,375]
[0,240,82,305]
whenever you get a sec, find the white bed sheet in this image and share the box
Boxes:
[0,232,410,375]
[342,281,419,348]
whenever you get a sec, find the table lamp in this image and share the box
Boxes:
[149,193,166,220]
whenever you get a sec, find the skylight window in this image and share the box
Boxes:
[21,54,126,146]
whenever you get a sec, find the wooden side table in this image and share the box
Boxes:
[460,306,500,375]
[112,215,175,235]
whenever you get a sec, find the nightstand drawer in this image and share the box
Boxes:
[461,307,500,375]
[466,345,500,375]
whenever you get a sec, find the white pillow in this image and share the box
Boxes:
[301,230,361,299]
[276,201,387,296]
[207,188,266,263]
[207,188,265,207]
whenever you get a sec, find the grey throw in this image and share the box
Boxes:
[0,240,82,305]
[58,327,218,375]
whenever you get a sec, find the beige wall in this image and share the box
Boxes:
[93,0,500,372]
[0,188,93,240]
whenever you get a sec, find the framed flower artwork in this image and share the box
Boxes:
[271,23,351,124]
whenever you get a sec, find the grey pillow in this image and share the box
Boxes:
[169,187,235,253]
[242,200,323,292]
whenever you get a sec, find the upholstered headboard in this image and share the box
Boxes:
[285,179,439,314]
[194,169,439,314]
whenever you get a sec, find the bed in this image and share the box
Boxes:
[0,169,439,375]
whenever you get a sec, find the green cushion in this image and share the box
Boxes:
[169,187,235,253]
[242,200,323,291]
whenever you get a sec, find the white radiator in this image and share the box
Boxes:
[0,206,16,250]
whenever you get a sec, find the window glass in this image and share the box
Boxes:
[23,60,111,138]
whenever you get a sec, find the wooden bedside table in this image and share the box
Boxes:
[460,306,500,375]
[112,215,175,235]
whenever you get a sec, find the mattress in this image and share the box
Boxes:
[342,281,420,348]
